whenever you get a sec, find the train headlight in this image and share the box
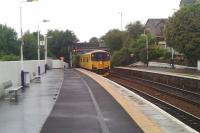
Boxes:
[92,65,97,69]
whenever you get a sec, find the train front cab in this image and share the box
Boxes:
[91,51,110,76]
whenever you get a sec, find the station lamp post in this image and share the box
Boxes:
[119,11,123,31]
[144,28,150,67]
[20,0,38,87]
[44,35,52,73]
[37,19,50,75]
[171,47,175,68]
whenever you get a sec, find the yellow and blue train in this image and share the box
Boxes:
[79,50,110,76]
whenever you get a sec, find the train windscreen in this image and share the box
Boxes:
[91,52,110,61]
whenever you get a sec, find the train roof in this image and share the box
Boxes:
[82,50,109,55]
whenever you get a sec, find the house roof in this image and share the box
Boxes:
[145,18,168,36]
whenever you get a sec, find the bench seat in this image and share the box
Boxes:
[3,80,23,100]
[6,86,22,91]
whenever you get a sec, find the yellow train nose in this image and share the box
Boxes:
[98,62,104,68]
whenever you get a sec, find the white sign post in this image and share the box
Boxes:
[40,41,45,46]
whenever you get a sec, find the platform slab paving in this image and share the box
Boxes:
[40,69,143,133]
[0,69,63,133]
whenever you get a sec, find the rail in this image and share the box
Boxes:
[108,73,200,132]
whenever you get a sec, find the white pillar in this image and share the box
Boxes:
[20,2,24,71]
[37,25,40,75]
[45,35,47,64]
[198,60,200,71]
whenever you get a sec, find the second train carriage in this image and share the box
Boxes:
[79,50,110,76]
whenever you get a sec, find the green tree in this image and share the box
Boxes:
[0,24,19,59]
[111,47,132,66]
[72,54,79,67]
[121,21,144,48]
[180,0,200,7]
[23,31,38,60]
[129,35,159,63]
[165,4,200,65]
[102,29,127,53]
[47,30,78,62]
[89,37,99,45]
[0,54,19,61]
[148,45,171,61]
[125,21,144,39]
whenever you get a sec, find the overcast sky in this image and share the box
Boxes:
[0,0,181,42]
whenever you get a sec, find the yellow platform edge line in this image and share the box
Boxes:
[77,69,164,133]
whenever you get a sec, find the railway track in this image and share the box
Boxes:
[108,73,200,132]
[111,72,200,106]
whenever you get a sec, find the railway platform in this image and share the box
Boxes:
[0,68,198,133]
[40,69,143,133]
[0,69,63,133]
[41,68,197,133]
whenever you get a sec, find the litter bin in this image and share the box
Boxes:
[24,72,30,87]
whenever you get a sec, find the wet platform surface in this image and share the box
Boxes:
[0,69,63,133]
[40,69,143,133]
